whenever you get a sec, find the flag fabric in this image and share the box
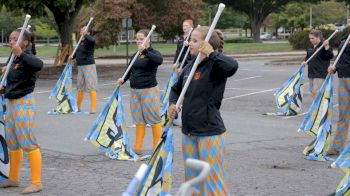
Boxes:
[0,96,9,183]
[86,87,147,161]
[298,75,333,161]
[49,62,78,114]
[332,144,350,195]
[136,122,174,195]
[335,172,350,196]
[333,144,350,169]
[159,72,177,126]
[267,67,304,116]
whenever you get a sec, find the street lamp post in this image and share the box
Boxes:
[310,7,313,28]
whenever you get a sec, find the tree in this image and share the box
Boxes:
[200,4,249,29]
[131,0,202,40]
[77,0,133,48]
[270,1,347,35]
[205,0,321,42]
[0,7,23,43]
[311,1,347,26]
[0,0,94,47]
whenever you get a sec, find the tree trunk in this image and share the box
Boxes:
[251,21,262,42]
[275,27,278,40]
[250,15,264,43]
[56,16,76,47]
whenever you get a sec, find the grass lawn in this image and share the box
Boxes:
[0,42,293,58]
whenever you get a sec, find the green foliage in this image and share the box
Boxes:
[0,0,95,46]
[0,7,23,40]
[270,1,347,30]
[270,3,309,29]
[35,22,57,38]
[288,30,311,49]
[288,28,336,49]
[205,0,323,42]
[199,4,249,29]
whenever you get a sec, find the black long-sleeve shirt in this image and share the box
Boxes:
[169,52,238,136]
[5,50,43,99]
[75,35,95,66]
[173,35,191,65]
[124,47,163,89]
[305,42,334,79]
[336,38,350,78]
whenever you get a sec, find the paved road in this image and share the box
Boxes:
[0,56,343,195]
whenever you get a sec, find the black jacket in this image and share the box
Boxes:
[74,35,95,66]
[169,52,238,136]
[336,39,350,78]
[5,50,43,99]
[173,35,191,65]
[305,42,334,79]
[124,47,163,89]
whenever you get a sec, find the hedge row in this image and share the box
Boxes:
[288,27,350,49]
[225,37,255,43]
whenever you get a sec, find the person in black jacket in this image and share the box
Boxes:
[74,26,97,114]
[172,19,193,70]
[117,29,163,155]
[301,30,334,100]
[168,26,238,195]
[327,38,350,156]
[0,28,43,194]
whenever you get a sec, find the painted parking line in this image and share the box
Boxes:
[232,76,262,82]
[223,88,279,101]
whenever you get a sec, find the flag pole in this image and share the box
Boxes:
[70,17,94,59]
[179,25,200,70]
[121,25,157,81]
[0,14,31,89]
[333,33,350,68]
[175,4,225,109]
[174,28,194,68]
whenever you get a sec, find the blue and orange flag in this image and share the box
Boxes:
[268,67,304,116]
[332,144,350,195]
[49,62,78,114]
[160,72,177,125]
[86,87,146,161]
[136,121,174,195]
[298,74,333,161]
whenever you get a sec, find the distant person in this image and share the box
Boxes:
[172,19,194,71]
[301,30,334,100]
[0,28,43,194]
[327,36,350,156]
[73,26,97,114]
[117,29,163,155]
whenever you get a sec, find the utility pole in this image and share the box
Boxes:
[208,6,212,26]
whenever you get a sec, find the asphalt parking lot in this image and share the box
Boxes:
[0,56,344,195]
